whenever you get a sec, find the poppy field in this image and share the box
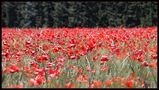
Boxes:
[2,27,157,88]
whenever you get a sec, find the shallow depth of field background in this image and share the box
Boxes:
[1,1,158,88]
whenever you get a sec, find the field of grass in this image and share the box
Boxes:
[2,27,157,88]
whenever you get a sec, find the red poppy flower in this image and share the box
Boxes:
[41,55,49,61]
[92,80,102,88]
[151,54,157,59]
[125,80,133,88]
[9,64,19,73]
[101,55,109,61]
[49,69,60,78]
[105,80,113,87]
[142,61,148,67]
[70,55,76,60]
[76,74,88,83]
[29,78,39,86]
[25,40,31,45]
[101,66,109,71]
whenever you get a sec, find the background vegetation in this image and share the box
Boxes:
[1,1,158,28]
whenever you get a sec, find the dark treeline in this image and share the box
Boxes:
[1,1,158,28]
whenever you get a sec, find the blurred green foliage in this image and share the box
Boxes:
[1,1,158,28]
